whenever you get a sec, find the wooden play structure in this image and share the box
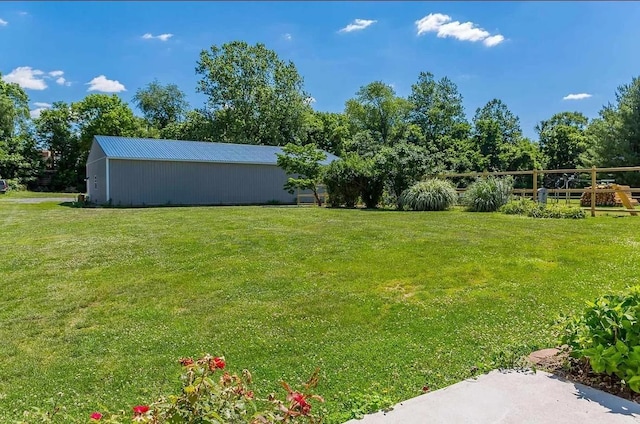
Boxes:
[579,184,639,209]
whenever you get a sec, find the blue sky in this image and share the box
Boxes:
[2,1,640,139]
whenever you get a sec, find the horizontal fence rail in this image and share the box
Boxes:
[438,166,640,217]
[296,184,329,206]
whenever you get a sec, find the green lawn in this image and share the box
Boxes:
[1,202,639,422]
[0,191,77,199]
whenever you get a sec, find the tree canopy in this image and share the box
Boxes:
[133,79,189,131]
[5,40,640,199]
[196,41,309,146]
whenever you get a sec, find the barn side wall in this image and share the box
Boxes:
[107,159,297,206]
[86,141,107,204]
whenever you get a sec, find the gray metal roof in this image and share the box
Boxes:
[93,135,339,165]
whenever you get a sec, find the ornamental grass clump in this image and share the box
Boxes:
[399,179,458,211]
[464,176,513,212]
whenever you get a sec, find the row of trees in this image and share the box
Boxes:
[1,40,639,192]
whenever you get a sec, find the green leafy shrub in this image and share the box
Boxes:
[500,198,537,215]
[500,198,586,219]
[399,179,457,211]
[357,157,385,209]
[4,178,26,192]
[463,176,513,212]
[528,203,586,219]
[323,154,362,208]
[558,286,640,392]
[321,153,384,209]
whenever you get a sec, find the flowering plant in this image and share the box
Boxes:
[82,354,323,423]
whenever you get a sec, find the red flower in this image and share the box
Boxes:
[291,392,311,415]
[213,356,225,369]
[90,412,103,420]
[133,405,150,415]
[422,386,429,392]
[245,390,254,399]
[179,357,194,366]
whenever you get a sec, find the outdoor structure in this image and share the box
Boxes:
[86,135,338,206]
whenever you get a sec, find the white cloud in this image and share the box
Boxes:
[87,75,126,93]
[563,93,592,101]
[283,33,292,41]
[3,66,47,90]
[49,70,64,77]
[483,34,505,47]
[304,96,316,105]
[339,19,377,33]
[415,13,505,47]
[142,32,173,41]
[56,76,71,86]
[0,18,7,26]
[30,103,52,118]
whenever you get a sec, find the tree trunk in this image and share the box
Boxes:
[313,189,322,207]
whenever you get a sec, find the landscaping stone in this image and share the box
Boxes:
[527,347,561,366]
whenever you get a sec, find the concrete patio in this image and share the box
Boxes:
[345,370,640,423]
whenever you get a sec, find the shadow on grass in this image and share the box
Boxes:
[57,202,302,209]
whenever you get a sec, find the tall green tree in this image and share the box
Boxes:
[535,111,590,170]
[196,41,309,146]
[160,109,216,142]
[299,111,350,156]
[407,72,475,173]
[133,79,189,131]
[472,99,525,171]
[0,74,29,141]
[345,81,410,145]
[0,74,43,185]
[34,102,82,190]
[408,72,471,145]
[73,94,142,155]
[587,76,640,184]
[378,141,432,206]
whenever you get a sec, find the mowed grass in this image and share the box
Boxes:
[1,202,640,421]
[0,191,76,199]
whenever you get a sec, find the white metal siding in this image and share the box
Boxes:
[86,142,107,204]
[108,159,297,206]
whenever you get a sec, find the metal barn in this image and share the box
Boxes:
[86,135,337,206]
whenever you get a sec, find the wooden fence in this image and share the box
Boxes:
[438,166,640,217]
[296,184,329,206]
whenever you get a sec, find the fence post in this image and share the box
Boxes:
[591,166,597,217]
[533,170,538,202]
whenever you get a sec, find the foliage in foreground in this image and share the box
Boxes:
[500,198,586,219]
[276,143,327,207]
[558,286,640,392]
[463,176,513,212]
[399,179,457,211]
[19,354,323,424]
